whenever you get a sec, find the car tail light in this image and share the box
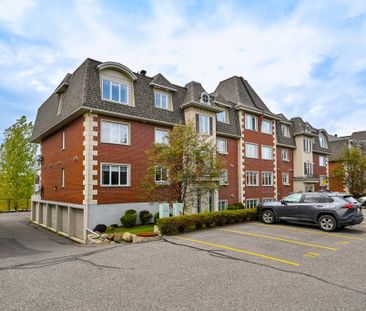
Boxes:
[343,203,353,209]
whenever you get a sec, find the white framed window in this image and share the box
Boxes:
[101,164,130,186]
[216,138,227,154]
[262,198,274,202]
[246,171,259,186]
[220,169,228,185]
[303,138,312,153]
[154,92,170,110]
[219,200,228,211]
[281,124,290,137]
[262,171,273,186]
[319,155,327,167]
[101,120,130,145]
[319,133,327,148]
[217,109,228,123]
[246,199,259,209]
[155,166,168,184]
[201,93,210,104]
[102,79,128,104]
[304,162,313,175]
[155,129,169,144]
[61,131,65,150]
[281,148,289,161]
[196,114,212,135]
[282,173,289,185]
[61,168,65,188]
[245,114,258,131]
[261,119,272,134]
[245,143,258,158]
[261,145,273,160]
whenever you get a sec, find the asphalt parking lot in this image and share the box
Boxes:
[1,213,366,311]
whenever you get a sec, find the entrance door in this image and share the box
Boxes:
[305,184,314,192]
[208,191,214,212]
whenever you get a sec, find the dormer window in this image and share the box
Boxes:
[319,133,327,148]
[201,93,210,104]
[217,109,229,123]
[102,79,128,104]
[154,91,171,110]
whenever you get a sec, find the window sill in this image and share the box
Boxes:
[101,185,131,188]
[100,141,130,146]
[261,131,272,135]
[154,106,173,112]
[246,185,259,187]
[217,151,228,155]
[262,158,273,161]
[246,156,259,159]
[102,98,130,105]
[262,185,274,187]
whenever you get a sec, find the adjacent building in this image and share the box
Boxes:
[31,58,331,242]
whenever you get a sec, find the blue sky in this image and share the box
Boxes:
[1,0,366,141]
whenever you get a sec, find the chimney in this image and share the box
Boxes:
[139,70,147,76]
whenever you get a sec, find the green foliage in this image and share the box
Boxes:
[141,122,225,209]
[157,209,257,235]
[125,209,137,215]
[120,213,137,228]
[227,202,245,210]
[139,210,153,224]
[333,146,366,196]
[154,212,160,223]
[0,116,36,210]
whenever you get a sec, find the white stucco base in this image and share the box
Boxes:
[88,202,159,229]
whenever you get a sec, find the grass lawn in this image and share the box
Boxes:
[106,224,155,234]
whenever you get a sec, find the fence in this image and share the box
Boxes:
[0,199,32,212]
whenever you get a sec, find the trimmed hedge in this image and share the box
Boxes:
[139,210,153,225]
[227,202,245,210]
[157,208,257,235]
[120,213,137,227]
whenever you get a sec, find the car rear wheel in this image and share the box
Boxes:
[318,215,337,232]
[261,210,275,224]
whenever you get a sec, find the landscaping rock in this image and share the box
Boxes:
[122,232,133,242]
[113,233,124,243]
[107,233,115,240]
[154,225,161,235]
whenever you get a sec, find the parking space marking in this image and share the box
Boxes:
[218,228,338,251]
[252,223,364,241]
[303,252,320,258]
[173,236,300,267]
[336,241,351,245]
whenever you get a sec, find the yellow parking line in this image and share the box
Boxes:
[218,228,338,251]
[174,236,300,267]
[304,252,320,258]
[336,241,351,245]
[252,223,363,241]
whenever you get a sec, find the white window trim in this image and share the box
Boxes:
[246,170,259,186]
[304,162,313,175]
[319,133,328,148]
[262,198,274,202]
[200,92,210,104]
[245,142,259,159]
[61,131,65,150]
[282,172,290,185]
[100,163,131,187]
[246,198,259,208]
[216,138,228,154]
[101,78,129,105]
[281,148,289,161]
[154,166,169,184]
[319,156,327,167]
[100,119,131,146]
[261,119,272,134]
[262,171,274,186]
[155,128,169,145]
[245,114,258,131]
[304,138,313,153]
[197,113,212,136]
[154,90,172,111]
[281,124,290,138]
[217,109,229,123]
[261,145,273,160]
[218,200,228,210]
[61,168,65,188]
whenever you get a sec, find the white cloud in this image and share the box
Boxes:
[0,0,37,32]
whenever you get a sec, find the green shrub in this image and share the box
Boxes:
[120,213,137,228]
[139,210,153,224]
[125,209,137,215]
[227,202,245,210]
[157,208,257,235]
[154,212,160,223]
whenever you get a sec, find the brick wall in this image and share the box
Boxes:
[313,153,328,191]
[41,117,84,204]
[276,146,294,199]
[218,137,239,205]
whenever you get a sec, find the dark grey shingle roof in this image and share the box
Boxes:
[150,73,176,91]
[329,139,348,161]
[276,114,296,148]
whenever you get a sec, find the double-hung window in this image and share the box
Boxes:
[155,129,169,144]
[196,114,212,135]
[304,162,313,175]
[262,172,273,186]
[245,114,258,131]
[261,119,272,134]
[261,146,273,160]
[319,156,327,167]
[102,79,128,104]
[102,164,130,186]
[217,109,228,123]
[319,133,327,148]
[216,138,227,154]
[218,200,228,211]
[154,92,169,110]
[303,138,312,153]
[281,148,289,161]
[220,169,228,185]
[245,143,258,158]
[282,173,289,185]
[101,121,129,145]
[155,166,168,184]
[281,124,290,137]
[246,171,259,186]
[246,199,259,208]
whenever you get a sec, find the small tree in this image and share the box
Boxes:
[0,116,36,210]
[333,146,366,196]
[142,122,224,212]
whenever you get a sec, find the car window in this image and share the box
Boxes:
[344,196,358,204]
[283,193,302,203]
[323,195,334,203]
[303,194,323,203]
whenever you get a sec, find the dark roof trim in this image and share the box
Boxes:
[97,62,137,81]
[235,104,280,120]
[276,143,297,149]
[214,100,232,108]
[180,102,224,113]
[216,131,241,139]
[55,82,69,94]
[149,82,177,92]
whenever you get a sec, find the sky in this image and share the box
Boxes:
[0,0,366,141]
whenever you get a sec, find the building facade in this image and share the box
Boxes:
[31,58,330,242]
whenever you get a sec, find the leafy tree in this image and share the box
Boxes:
[0,116,37,210]
[332,146,366,196]
[142,122,224,212]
